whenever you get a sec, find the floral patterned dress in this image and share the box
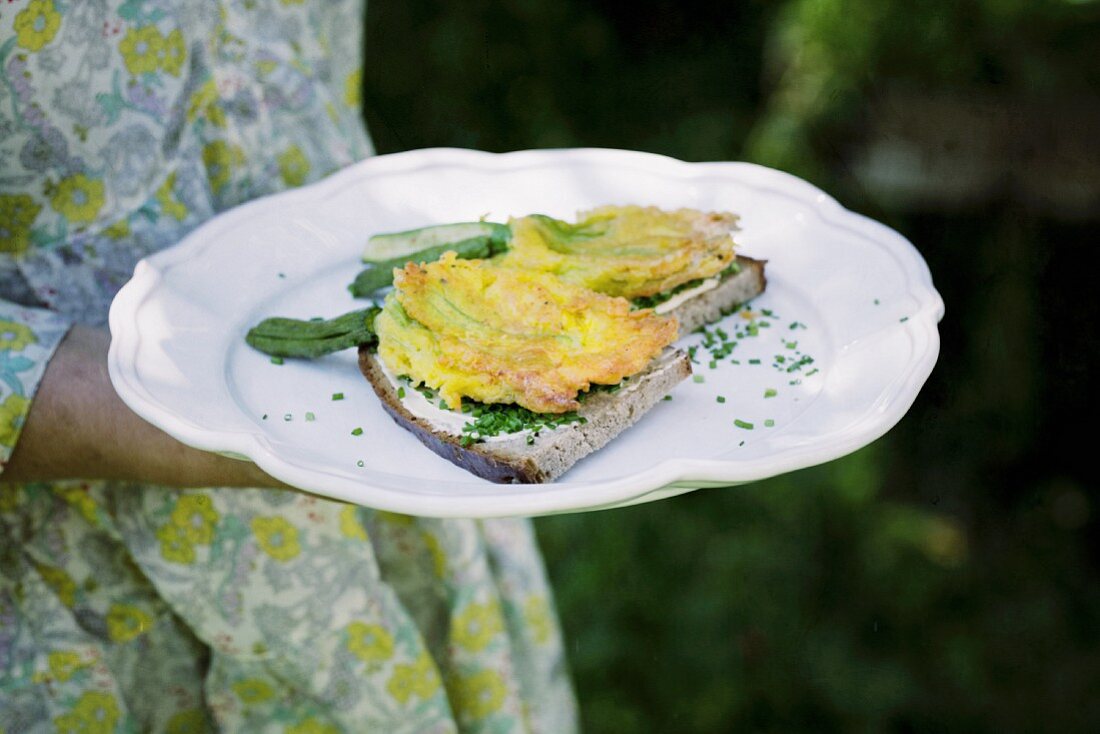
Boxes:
[0,2,578,732]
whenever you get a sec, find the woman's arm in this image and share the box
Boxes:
[2,325,285,488]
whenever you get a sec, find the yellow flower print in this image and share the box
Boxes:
[386,650,442,704]
[50,174,105,225]
[277,145,311,187]
[171,494,219,545]
[54,691,119,734]
[339,504,368,540]
[188,80,226,128]
[0,393,30,449]
[160,29,187,76]
[346,621,394,663]
[232,677,275,704]
[202,141,244,194]
[452,600,504,653]
[345,67,362,108]
[377,511,414,527]
[422,531,447,578]
[14,0,61,52]
[155,172,188,221]
[254,59,278,78]
[450,669,507,720]
[119,25,165,76]
[285,718,339,734]
[102,219,132,240]
[47,651,87,682]
[251,516,301,561]
[524,595,553,645]
[33,562,76,607]
[57,487,99,525]
[157,522,196,565]
[0,319,37,352]
[0,485,21,513]
[0,194,42,254]
[106,603,153,642]
[166,709,206,734]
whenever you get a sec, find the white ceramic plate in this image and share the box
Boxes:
[108,148,943,518]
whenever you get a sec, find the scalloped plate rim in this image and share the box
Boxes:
[108,147,944,518]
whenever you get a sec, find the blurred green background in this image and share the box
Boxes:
[362,1,1100,731]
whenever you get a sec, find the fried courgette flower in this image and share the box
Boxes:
[375,252,679,414]
[496,205,739,299]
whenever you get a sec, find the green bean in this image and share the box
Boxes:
[348,234,511,298]
[245,307,380,359]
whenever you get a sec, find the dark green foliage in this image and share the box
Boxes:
[363,2,1100,730]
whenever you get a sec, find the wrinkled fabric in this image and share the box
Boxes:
[0,2,578,732]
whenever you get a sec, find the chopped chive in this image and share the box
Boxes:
[283,413,292,421]
[663,395,673,401]
[356,460,364,467]
[874,298,880,305]
[397,387,406,399]
[717,395,726,403]
[305,412,315,422]
[708,360,717,369]
[693,375,705,384]
[734,419,754,430]
[749,359,761,365]
[270,356,284,365]
[764,419,775,427]
[764,388,777,398]
[351,427,363,436]
[262,414,268,420]
[332,392,344,401]
[900,316,909,323]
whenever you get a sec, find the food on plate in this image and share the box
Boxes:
[374,252,678,413]
[349,222,511,296]
[497,206,738,298]
[359,253,690,482]
[359,341,690,484]
[349,205,766,336]
[245,204,768,483]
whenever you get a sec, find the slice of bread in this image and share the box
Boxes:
[662,255,768,336]
[355,253,765,484]
[358,346,692,484]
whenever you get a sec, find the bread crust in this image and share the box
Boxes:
[666,255,768,336]
[357,254,765,484]
[359,346,691,484]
